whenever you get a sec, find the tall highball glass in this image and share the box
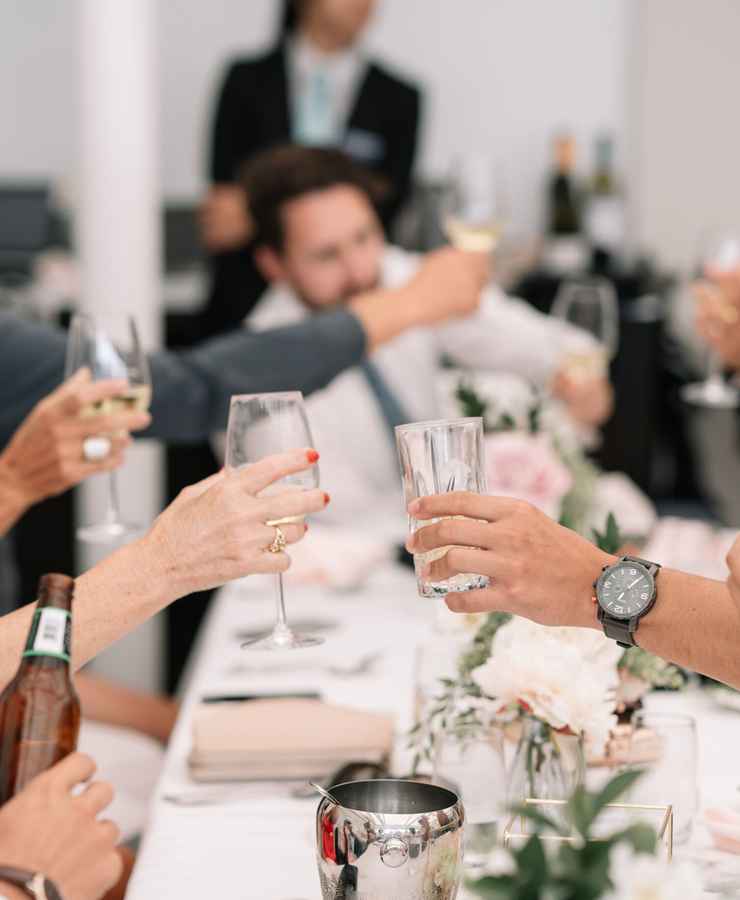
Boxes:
[395,417,488,598]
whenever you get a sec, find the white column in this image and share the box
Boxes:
[77,0,164,692]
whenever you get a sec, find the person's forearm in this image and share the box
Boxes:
[0,535,177,692]
[76,672,179,743]
[349,284,422,353]
[633,568,740,687]
[146,309,367,442]
[0,458,29,536]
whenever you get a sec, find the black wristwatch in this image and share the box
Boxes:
[0,867,63,900]
[594,555,661,648]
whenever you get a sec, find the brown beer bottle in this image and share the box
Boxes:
[0,573,80,803]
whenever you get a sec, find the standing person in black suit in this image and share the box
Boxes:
[200,0,422,336]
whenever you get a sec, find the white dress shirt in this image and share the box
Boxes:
[246,246,595,537]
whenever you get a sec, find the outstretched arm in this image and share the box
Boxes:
[407,492,740,688]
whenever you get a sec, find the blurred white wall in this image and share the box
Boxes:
[630,0,740,272]
[2,0,631,233]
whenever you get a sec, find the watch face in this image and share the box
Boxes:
[597,562,655,620]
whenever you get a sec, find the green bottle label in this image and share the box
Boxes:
[22,609,71,662]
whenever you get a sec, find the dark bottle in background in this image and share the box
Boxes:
[0,573,79,803]
[543,133,588,275]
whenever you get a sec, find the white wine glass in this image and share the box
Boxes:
[551,277,619,382]
[65,313,152,543]
[225,391,323,651]
[681,231,740,409]
[441,154,504,254]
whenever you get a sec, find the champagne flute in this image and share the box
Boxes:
[65,313,152,543]
[225,391,323,650]
[551,277,619,381]
[681,231,740,409]
[441,154,504,254]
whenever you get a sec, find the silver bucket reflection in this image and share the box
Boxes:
[316,779,465,899]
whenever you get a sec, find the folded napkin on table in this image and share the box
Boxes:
[189,698,394,782]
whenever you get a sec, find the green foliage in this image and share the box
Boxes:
[456,380,489,419]
[458,612,513,678]
[591,512,622,555]
[618,645,687,691]
[469,771,658,900]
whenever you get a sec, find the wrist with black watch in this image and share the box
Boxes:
[594,555,661,648]
[0,868,63,900]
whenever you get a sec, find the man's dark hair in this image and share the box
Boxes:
[241,145,387,250]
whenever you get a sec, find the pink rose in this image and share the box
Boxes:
[484,432,573,518]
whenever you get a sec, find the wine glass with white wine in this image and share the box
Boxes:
[551,277,619,382]
[65,313,152,542]
[225,391,323,650]
[681,230,740,409]
[441,154,504,254]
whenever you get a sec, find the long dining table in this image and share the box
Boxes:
[127,561,740,899]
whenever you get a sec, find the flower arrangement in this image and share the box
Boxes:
[410,515,687,773]
[466,771,704,900]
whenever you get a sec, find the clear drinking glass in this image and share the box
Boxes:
[628,712,698,845]
[551,277,619,381]
[395,417,488,598]
[225,391,323,651]
[681,231,740,409]
[434,723,506,869]
[65,313,151,543]
[441,154,504,254]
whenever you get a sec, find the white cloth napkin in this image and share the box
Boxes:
[188,698,394,782]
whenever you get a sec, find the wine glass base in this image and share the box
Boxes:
[76,521,142,544]
[681,381,739,409]
[240,631,324,651]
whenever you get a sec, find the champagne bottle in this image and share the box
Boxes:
[543,133,587,275]
[0,574,80,803]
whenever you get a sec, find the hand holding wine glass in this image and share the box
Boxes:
[65,313,152,542]
[225,392,324,650]
[684,231,740,407]
[0,368,150,522]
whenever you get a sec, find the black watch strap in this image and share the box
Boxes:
[601,616,638,649]
[0,867,63,900]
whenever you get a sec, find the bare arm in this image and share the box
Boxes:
[349,247,488,352]
[407,493,740,689]
[0,450,329,692]
[75,672,179,744]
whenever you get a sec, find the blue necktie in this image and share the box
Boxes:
[294,68,334,146]
[359,359,411,443]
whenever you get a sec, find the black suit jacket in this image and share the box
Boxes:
[201,42,422,338]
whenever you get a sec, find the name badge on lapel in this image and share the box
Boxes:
[344,129,385,163]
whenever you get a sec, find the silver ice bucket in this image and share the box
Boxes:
[316,779,465,899]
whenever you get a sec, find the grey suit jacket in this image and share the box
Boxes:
[0,309,366,447]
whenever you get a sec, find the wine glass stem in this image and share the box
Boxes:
[707,351,724,384]
[272,574,291,641]
[106,472,123,525]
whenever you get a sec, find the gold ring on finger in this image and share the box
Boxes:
[268,525,287,554]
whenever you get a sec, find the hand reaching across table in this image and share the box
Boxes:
[407,491,740,689]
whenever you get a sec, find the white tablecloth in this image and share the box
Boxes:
[127,563,740,899]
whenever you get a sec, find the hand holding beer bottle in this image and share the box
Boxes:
[0,574,79,803]
[0,753,122,900]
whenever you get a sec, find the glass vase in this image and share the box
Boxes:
[506,717,585,809]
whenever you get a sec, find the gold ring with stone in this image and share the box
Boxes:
[268,525,287,554]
